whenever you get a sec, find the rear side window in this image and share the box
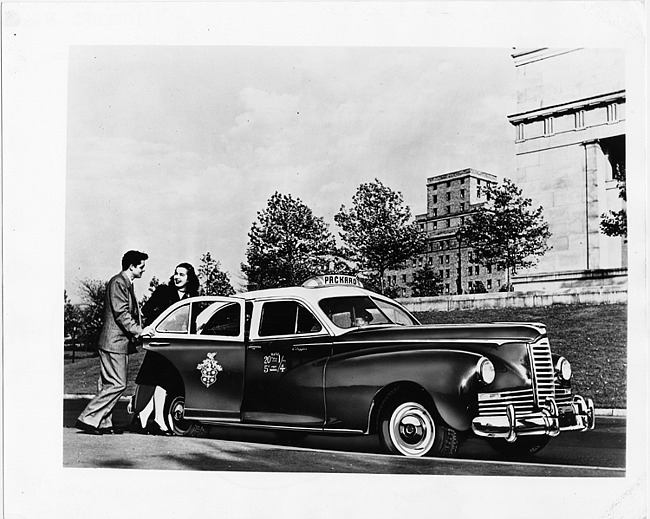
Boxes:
[259,301,322,337]
[199,303,241,336]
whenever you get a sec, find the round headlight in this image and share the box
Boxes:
[556,357,572,381]
[477,357,496,385]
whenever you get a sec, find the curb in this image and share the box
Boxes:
[63,394,627,418]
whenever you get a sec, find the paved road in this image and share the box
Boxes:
[64,398,625,476]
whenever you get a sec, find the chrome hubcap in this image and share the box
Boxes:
[168,397,188,434]
[389,403,435,456]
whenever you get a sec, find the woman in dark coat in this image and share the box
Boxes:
[130,262,200,435]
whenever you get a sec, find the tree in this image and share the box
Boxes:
[198,252,235,296]
[64,290,82,344]
[140,275,161,308]
[77,278,107,351]
[459,178,551,288]
[600,163,627,238]
[407,265,443,297]
[241,192,338,290]
[334,179,426,294]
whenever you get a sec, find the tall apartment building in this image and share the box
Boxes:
[385,168,506,297]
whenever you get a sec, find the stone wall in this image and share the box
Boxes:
[399,285,627,312]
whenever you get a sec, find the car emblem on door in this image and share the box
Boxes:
[197,352,223,388]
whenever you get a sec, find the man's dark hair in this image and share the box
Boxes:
[122,250,149,271]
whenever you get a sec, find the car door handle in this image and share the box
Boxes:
[248,345,261,350]
[148,342,170,347]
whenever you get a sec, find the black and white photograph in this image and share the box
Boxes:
[2,2,647,518]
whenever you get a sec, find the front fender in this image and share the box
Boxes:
[324,348,486,432]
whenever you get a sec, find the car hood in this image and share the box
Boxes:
[337,322,547,344]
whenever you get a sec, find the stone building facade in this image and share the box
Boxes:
[507,48,627,290]
[385,168,507,297]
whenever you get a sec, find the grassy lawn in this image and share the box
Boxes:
[64,302,627,409]
[414,303,627,409]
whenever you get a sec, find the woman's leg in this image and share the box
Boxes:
[133,384,156,428]
[153,386,169,431]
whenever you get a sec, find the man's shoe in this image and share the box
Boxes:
[75,419,103,435]
[99,426,125,435]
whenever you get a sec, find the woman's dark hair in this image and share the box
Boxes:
[170,262,200,296]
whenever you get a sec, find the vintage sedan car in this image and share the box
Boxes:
[140,275,595,458]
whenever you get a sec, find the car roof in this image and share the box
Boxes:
[239,285,380,305]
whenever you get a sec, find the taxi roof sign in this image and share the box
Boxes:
[301,274,363,288]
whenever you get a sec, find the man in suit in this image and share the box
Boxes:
[76,250,153,435]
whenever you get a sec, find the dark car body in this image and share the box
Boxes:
[140,277,595,457]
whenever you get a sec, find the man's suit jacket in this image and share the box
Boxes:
[98,271,143,354]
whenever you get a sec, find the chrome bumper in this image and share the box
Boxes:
[472,395,596,442]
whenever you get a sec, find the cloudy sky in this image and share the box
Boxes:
[65,45,517,300]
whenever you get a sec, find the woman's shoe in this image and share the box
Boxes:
[128,415,149,435]
[148,422,173,436]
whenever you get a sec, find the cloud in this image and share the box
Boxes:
[65,46,517,300]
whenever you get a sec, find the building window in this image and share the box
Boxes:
[446,220,451,228]
[446,192,451,201]
[445,255,450,264]
[460,189,465,198]
[475,266,480,275]
[468,267,473,276]
[460,178,465,185]
[432,183,438,191]
[402,274,407,283]
[445,205,450,214]
[575,110,585,129]
[418,258,423,267]
[487,265,492,274]
[439,256,444,264]
[439,270,444,278]
[419,224,425,231]
[427,257,433,266]
[445,269,450,278]
[460,203,466,211]
[433,221,438,229]
[433,195,438,204]
[444,284,450,294]
[447,181,451,188]
[487,279,492,289]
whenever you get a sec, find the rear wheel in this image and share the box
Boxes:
[377,390,458,457]
[487,436,550,458]
[164,394,207,437]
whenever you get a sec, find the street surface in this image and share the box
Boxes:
[63,398,625,476]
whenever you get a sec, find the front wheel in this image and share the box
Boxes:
[377,392,458,457]
[487,436,550,458]
[163,394,207,437]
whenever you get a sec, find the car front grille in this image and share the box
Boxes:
[478,339,563,417]
[529,339,555,406]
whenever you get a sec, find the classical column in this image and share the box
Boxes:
[583,140,603,270]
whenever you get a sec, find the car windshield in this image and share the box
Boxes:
[318,296,418,329]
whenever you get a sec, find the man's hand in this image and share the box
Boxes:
[141,325,155,338]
